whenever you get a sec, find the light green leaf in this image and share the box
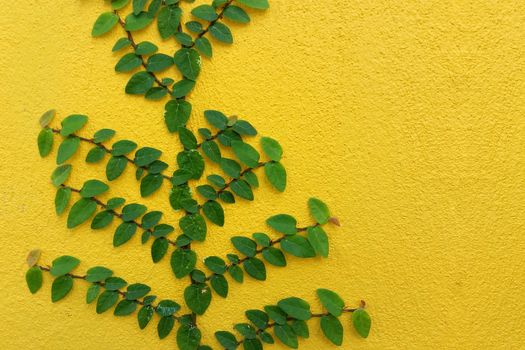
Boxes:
[237,0,269,10]
[55,187,71,215]
[307,226,329,258]
[352,308,371,338]
[280,236,316,258]
[67,198,97,228]
[231,141,260,167]
[80,179,109,198]
[112,0,130,10]
[320,315,343,345]
[232,120,256,135]
[204,110,228,129]
[266,214,296,235]
[291,320,309,338]
[26,267,43,294]
[308,198,330,225]
[51,164,72,187]
[92,12,118,37]
[112,37,131,52]
[132,0,147,15]
[86,146,106,163]
[93,128,116,143]
[264,161,286,192]
[86,284,100,304]
[277,297,311,321]
[37,128,53,157]
[39,109,55,128]
[260,137,282,161]
[86,266,113,283]
[50,255,80,276]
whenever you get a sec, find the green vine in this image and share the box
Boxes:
[29,0,371,349]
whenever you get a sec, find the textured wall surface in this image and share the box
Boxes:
[1,1,524,349]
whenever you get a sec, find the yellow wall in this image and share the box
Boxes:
[1,1,524,349]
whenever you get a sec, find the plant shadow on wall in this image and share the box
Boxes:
[28,0,371,349]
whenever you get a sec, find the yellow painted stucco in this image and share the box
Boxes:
[1,0,524,349]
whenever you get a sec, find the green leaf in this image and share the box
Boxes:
[125,12,154,31]
[51,164,72,187]
[171,79,196,98]
[231,141,260,167]
[243,257,266,280]
[170,248,196,278]
[262,247,286,267]
[237,0,269,9]
[202,200,224,226]
[209,22,233,44]
[134,147,161,167]
[179,214,207,241]
[86,284,100,304]
[259,332,274,344]
[140,174,163,197]
[264,305,287,325]
[174,48,201,80]
[39,109,55,128]
[224,5,250,23]
[121,203,147,221]
[202,141,222,163]
[197,185,217,200]
[308,198,330,225]
[37,128,53,157]
[243,170,259,188]
[215,331,237,349]
[93,128,116,143]
[112,140,138,156]
[112,37,131,52]
[204,110,228,130]
[133,0,147,15]
[107,197,125,210]
[195,37,212,58]
[178,127,198,149]
[246,309,268,329]
[157,6,182,39]
[231,236,257,257]
[80,179,109,198]
[317,289,344,317]
[204,256,226,274]
[135,41,158,55]
[208,174,226,188]
[186,21,203,33]
[86,266,113,283]
[191,4,217,21]
[146,53,173,72]
[210,274,228,297]
[55,187,71,215]
[106,156,128,180]
[148,160,168,174]
[320,315,343,345]
[229,264,244,283]
[67,198,97,228]
[291,320,309,338]
[51,275,73,302]
[92,12,118,37]
[50,255,80,276]
[104,277,127,290]
[56,136,80,164]
[307,226,329,258]
[234,323,256,339]
[177,150,205,179]
[252,232,270,247]
[175,32,193,46]
[277,297,311,321]
[232,120,256,135]
[96,290,118,313]
[145,87,168,100]
[26,267,43,294]
[141,211,162,229]
[220,158,241,178]
[231,179,254,200]
[165,99,192,132]
[126,71,154,94]
[112,0,130,10]
[264,161,286,192]
[152,224,174,238]
[260,137,282,161]
[86,146,105,163]
[219,191,235,204]
[115,53,142,72]
[172,169,192,186]
[274,324,298,349]
[280,236,316,258]
[126,283,151,300]
[266,214,296,235]
[177,324,202,350]
[113,222,138,247]
[184,283,212,315]
[138,305,154,329]
[352,308,371,338]
[114,299,137,316]
[151,237,169,262]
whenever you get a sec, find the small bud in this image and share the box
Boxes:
[360,300,366,308]
[26,249,42,267]
[227,115,238,126]
[329,217,341,226]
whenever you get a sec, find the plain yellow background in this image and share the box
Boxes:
[1,0,524,349]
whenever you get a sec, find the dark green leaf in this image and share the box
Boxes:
[140,174,163,197]
[264,161,286,192]
[169,185,192,210]
[243,257,266,280]
[37,128,53,157]
[320,315,343,345]
[92,12,118,37]
[26,267,43,294]
[126,283,151,300]
[134,147,161,167]
[231,141,260,167]
[291,320,309,338]
[179,214,207,241]
[171,79,196,98]
[170,249,196,278]
[259,331,274,344]
[60,114,87,136]
[121,203,147,221]
[148,160,168,174]
[175,32,193,46]
[55,187,71,215]
[220,158,241,178]
[262,247,286,267]
[224,5,250,23]
[308,197,330,225]
[280,236,316,258]
[152,224,174,238]
[264,305,287,325]
[252,232,270,247]
[174,48,201,80]
[215,331,237,350]
[184,283,212,315]
[317,289,344,317]
[195,37,212,58]
[113,222,138,247]
[112,140,138,156]
[219,190,235,203]
[93,128,116,143]
[235,323,256,339]
[177,150,205,179]
[210,274,228,297]
[197,185,217,200]
[245,309,268,329]
[125,12,154,31]
[86,266,113,283]
[209,22,233,44]
[156,300,181,316]
[157,6,182,39]
[204,256,226,274]
[260,137,282,161]
[307,226,329,258]
[178,127,198,149]
[86,284,100,304]
[51,164,72,187]
[266,214,296,235]
[114,299,137,316]
[112,0,130,10]
[56,136,80,164]
[147,53,173,72]
[231,179,254,200]
[277,297,311,321]
[51,275,73,302]
[204,110,228,130]
[145,87,168,100]
[67,198,97,228]
[50,255,80,276]
[138,305,154,329]
[243,170,259,188]
[133,0,147,15]
[352,308,371,338]
[177,324,202,350]
[106,156,128,180]
[96,290,119,313]
[186,21,203,33]
[231,236,257,257]
[86,146,106,163]
[207,174,226,188]
[157,316,175,339]
[202,140,221,163]
[232,120,256,135]
[115,53,142,72]
[172,169,192,186]
[80,179,109,198]
[151,237,169,262]
[229,264,244,283]
[237,0,269,9]
[191,4,217,21]
[125,71,154,94]
[274,324,298,349]
[202,200,224,226]
[112,37,131,51]
[141,211,162,229]
[105,277,127,290]
[107,197,125,210]
[165,99,192,132]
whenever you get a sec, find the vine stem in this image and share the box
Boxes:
[61,184,177,246]
[51,128,172,182]
[236,307,359,345]
[114,11,173,94]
